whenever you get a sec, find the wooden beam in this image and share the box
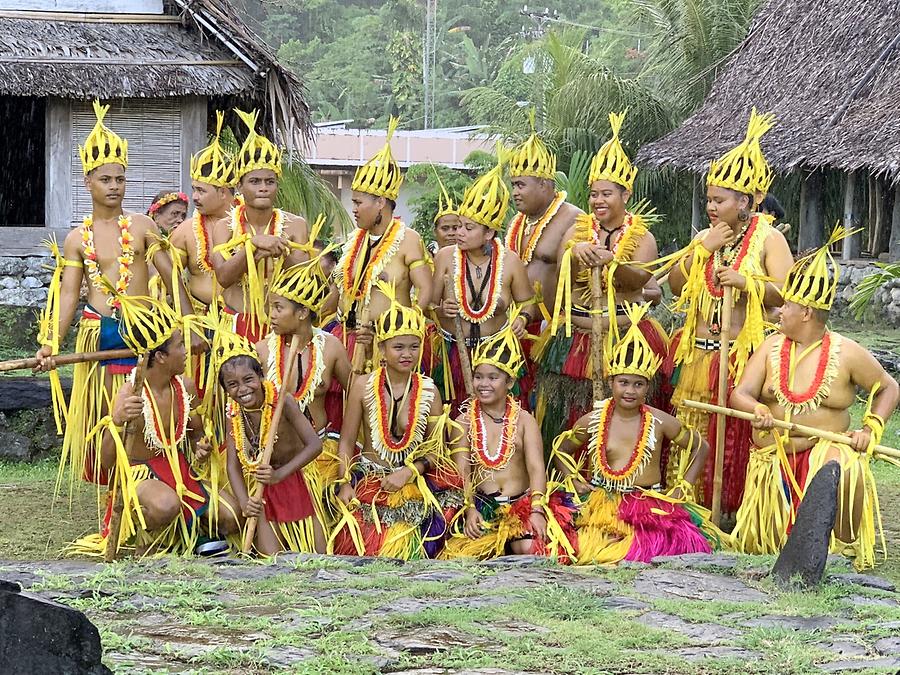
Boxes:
[690,174,703,236]
[798,170,824,252]
[890,183,900,262]
[841,171,860,261]
[45,98,72,230]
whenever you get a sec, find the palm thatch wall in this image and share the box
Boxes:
[636,0,900,179]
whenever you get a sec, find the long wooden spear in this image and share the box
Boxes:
[105,354,148,562]
[710,287,734,526]
[1,349,134,373]
[683,399,900,463]
[241,334,302,554]
[443,272,475,399]
[590,267,605,402]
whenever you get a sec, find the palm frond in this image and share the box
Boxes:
[850,263,900,321]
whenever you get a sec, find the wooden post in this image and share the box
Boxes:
[690,174,703,237]
[872,178,890,258]
[799,170,824,253]
[242,334,302,554]
[710,287,734,526]
[890,184,900,261]
[443,273,475,399]
[590,267,605,402]
[842,171,860,261]
[0,348,134,373]
[105,354,148,562]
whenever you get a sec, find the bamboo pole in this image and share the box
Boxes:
[242,334,302,553]
[2,348,134,373]
[683,399,900,462]
[590,267,605,402]
[710,286,734,525]
[350,307,372,376]
[443,273,475,398]
[104,354,148,562]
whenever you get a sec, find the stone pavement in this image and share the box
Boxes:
[1,553,899,674]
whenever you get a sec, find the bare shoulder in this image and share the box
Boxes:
[254,337,269,363]
[433,245,453,269]
[764,227,790,249]
[63,226,85,256]
[560,201,585,219]
[128,212,157,232]
[518,408,539,431]
[646,405,677,427]
[283,211,308,237]
[402,226,423,248]
[169,218,192,248]
[182,376,199,400]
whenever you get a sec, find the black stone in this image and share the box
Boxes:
[0,589,111,674]
[772,460,840,588]
[0,376,72,412]
[0,579,21,593]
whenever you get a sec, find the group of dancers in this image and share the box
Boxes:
[33,101,898,569]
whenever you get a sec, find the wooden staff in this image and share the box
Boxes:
[242,334,302,553]
[590,267,605,402]
[683,399,900,463]
[350,307,372,376]
[711,286,734,525]
[105,354,148,562]
[2,348,135,373]
[443,272,475,398]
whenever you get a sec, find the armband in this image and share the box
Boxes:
[63,258,84,269]
[409,259,428,271]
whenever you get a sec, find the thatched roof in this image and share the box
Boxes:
[0,0,311,149]
[636,0,900,179]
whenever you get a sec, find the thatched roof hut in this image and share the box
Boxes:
[0,0,311,258]
[636,0,900,179]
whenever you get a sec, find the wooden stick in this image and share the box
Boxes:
[590,267,605,402]
[350,307,372,376]
[242,334,302,553]
[443,272,475,399]
[683,399,900,462]
[711,286,734,525]
[105,354,148,562]
[1,348,135,373]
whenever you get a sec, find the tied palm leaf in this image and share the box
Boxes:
[850,263,900,321]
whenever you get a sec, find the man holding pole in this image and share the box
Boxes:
[534,112,667,450]
[34,101,196,493]
[324,118,432,376]
[727,229,898,570]
[665,110,793,518]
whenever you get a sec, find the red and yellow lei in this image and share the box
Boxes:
[770,332,842,416]
[469,396,519,471]
[192,212,214,275]
[334,217,406,309]
[365,368,434,464]
[588,398,656,491]
[505,191,566,263]
[228,379,277,469]
[81,213,135,310]
[703,219,758,298]
[266,331,326,413]
[140,375,191,452]
[452,239,506,324]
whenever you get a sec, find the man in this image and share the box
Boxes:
[35,100,195,491]
[665,109,793,512]
[211,108,311,344]
[505,126,583,321]
[170,111,235,312]
[553,303,724,564]
[730,229,898,570]
[442,313,577,560]
[97,296,240,556]
[324,118,432,373]
[535,111,668,449]
[431,158,535,412]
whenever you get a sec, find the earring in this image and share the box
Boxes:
[738,208,750,222]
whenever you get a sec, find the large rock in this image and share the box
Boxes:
[0,428,32,461]
[0,584,111,674]
[772,461,840,588]
[0,377,73,412]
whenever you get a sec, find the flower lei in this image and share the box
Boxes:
[588,398,655,491]
[334,217,406,307]
[505,191,567,263]
[770,332,842,416]
[266,331,326,413]
[452,239,505,324]
[469,396,519,471]
[703,219,757,299]
[365,368,433,465]
[192,212,214,275]
[81,213,135,309]
[228,380,277,469]
[140,375,191,452]
[229,203,285,239]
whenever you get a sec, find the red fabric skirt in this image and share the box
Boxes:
[138,452,208,524]
[263,470,316,523]
[222,305,267,344]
